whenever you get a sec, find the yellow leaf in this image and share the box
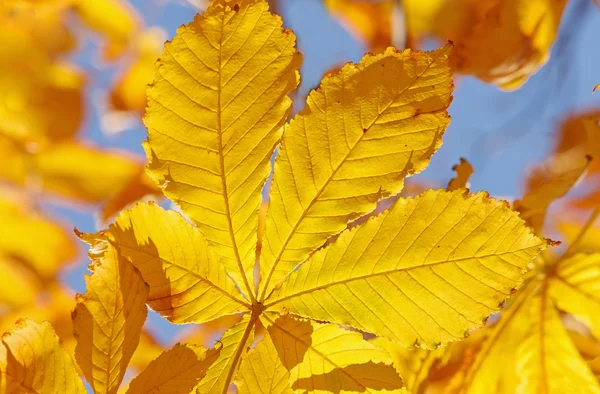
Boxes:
[258,44,454,299]
[266,189,547,349]
[73,233,149,394]
[448,0,568,89]
[447,157,474,191]
[126,343,220,394]
[109,28,165,114]
[100,169,162,222]
[73,0,140,61]
[109,202,249,323]
[514,152,591,234]
[236,328,292,394]
[0,196,76,278]
[194,313,255,394]
[415,283,600,394]
[372,331,487,394]
[0,49,83,144]
[33,141,141,203]
[515,291,600,394]
[0,319,86,393]
[263,314,404,393]
[558,222,600,253]
[0,287,77,358]
[594,84,600,92]
[323,0,393,53]
[85,2,554,391]
[0,256,40,312]
[548,253,600,338]
[144,0,302,297]
[569,331,600,378]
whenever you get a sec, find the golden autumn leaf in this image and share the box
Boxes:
[263,315,404,393]
[0,136,143,204]
[109,27,166,114]
[0,234,219,394]
[388,167,600,393]
[323,0,395,53]
[0,195,76,280]
[73,0,140,61]
[552,110,600,210]
[324,0,567,89]
[126,343,220,394]
[236,327,292,394]
[0,320,86,393]
[266,189,545,348]
[73,233,149,394]
[447,157,474,191]
[514,151,591,234]
[75,1,551,392]
[143,0,302,295]
[409,283,600,394]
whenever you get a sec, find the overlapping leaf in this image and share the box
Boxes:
[109,202,249,323]
[0,320,86,393]
[73,233,149,394]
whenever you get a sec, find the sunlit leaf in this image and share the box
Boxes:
[263,314,404,393]
[73,233,149,394]
[126,343,220,394]
[0,320,86,393]
[109,202,249,324]
[73,0,140,61]
[258,44,453,299]
[514,152,591,234]
[266,189,547,348]
[236,327,292,394]
[144,0,302,294]
[548,253,600,338]
[447,157,474,191]
[193,313,254,394]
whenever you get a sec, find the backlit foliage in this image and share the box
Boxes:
[325,0,568,89]
[1,0,599,393]
[376,110,600,394]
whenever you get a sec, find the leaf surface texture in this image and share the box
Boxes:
[144,0,301,294]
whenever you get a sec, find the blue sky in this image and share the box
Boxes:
[53,0,600,348]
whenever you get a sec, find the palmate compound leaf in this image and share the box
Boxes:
[73,232,149,394]
[0,320,86,393]
[90,0,550,392]
[143,0,302,297]
[265,189,547,349]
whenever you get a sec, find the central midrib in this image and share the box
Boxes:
[263,244,544,308]
[216,11,256,303]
